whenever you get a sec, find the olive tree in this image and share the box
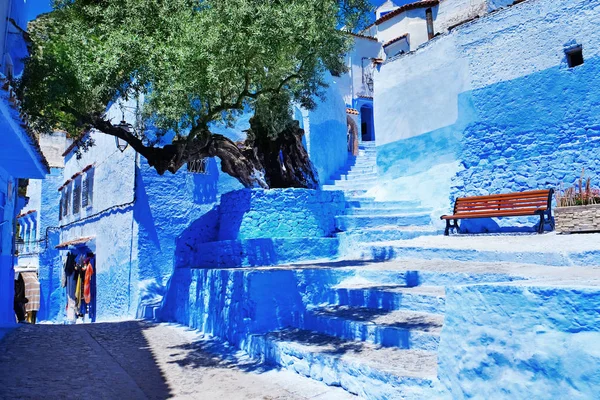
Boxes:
[18,0,371,188]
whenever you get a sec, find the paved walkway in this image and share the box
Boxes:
[0,321,356,400]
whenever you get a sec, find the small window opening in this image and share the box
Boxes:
[426,8,435,40]
[187,158,209,174]
[566,46,584,68]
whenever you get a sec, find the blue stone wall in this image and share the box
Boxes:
[373,0,600,232]
[218,189,346,240]
[134,157,242,316]
[438,284,600,398]
[175,188,346,269]
[161,267,352,345]
[36,168,65,322]
[0,166,17,325]
[305,72,349,184]
[453,58,600,198]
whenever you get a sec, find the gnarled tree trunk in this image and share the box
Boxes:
[93,113,318,189]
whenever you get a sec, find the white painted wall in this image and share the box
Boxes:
[349,37,381,102]
[372,0,517,57]
[435,0,487,32]
[375,35,471,145]
[376,0,399,19]
[39,132,67,168]
[383,37,410,58]
[377,8,433,52]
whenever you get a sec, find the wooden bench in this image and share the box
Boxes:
[441,189,554,235]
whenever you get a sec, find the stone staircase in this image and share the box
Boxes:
[323,142,441,251]
[238,266,525,399]
[323,141,379,196]
[236,264,528,399]
[244,273,448,399]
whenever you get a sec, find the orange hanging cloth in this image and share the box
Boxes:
[84,261,94,304]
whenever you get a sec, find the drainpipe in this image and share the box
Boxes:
[127,151,138,314]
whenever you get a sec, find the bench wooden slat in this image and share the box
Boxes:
[456,195,548,204]
[440,188,554,235]
[455,203,548,212]
[454,190,551,201]
[456,199,549,209]
[456,197,548,206]
[442,208,546,220]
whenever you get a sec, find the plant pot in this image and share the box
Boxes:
[554,204,600,233]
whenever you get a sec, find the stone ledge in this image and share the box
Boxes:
[555,204,600,233]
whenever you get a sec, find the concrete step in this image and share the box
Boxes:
[326,284,446,314]
[346,199,422,208]
[343,170,379,178]
[359,142,377,148]
[335,173,379,181]
[345,207,433,216]
[340,167,377,176]
[245,328,443,400]
[323,188,369,196]
[357,150,377,157]
[302,306,443,351]
[331,172,378,181]
[336,214,432,231]
[338,226,440,243]
[361,240,600,266]
[325,177,378,186]
[336,163,377,174]
[342,265,524,287]
[351,160,377,167]
[323,182,376,191]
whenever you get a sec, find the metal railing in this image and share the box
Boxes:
[15,239,46,256]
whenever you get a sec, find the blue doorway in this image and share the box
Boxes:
[360,105,375,142]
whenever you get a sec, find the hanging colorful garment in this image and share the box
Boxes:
[84,260,94,304]
[75,272,83,309]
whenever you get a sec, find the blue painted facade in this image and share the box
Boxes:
[0,0,49,326]
[26,80,351,321]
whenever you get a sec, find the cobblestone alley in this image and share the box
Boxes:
[0,322,355,400]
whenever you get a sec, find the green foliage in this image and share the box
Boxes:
[19,0,372,142]
[249,91,296,141]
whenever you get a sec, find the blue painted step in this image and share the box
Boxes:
[326,284,446,314]
[336,214,432,230]
[323,183,376,191]
[244,329,445,400]
[327,189,369,196]
[345,207,432,215]
[346,199,422,209]
[302,306,443,351]
[329,177,378,185]
[351,161,377,167]
[327,174,378,182]
[338,226,440,242]
[330,172,378,181]
[361,242,600,267]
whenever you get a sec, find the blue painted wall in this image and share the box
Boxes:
[134,157,242,317]
[439,284,600,398]
[305,72,350,184]
[217,189,345,240]
[36,168,64,321]
[372,0,600,232]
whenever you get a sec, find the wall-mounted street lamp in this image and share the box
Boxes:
[115,120,132,152]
